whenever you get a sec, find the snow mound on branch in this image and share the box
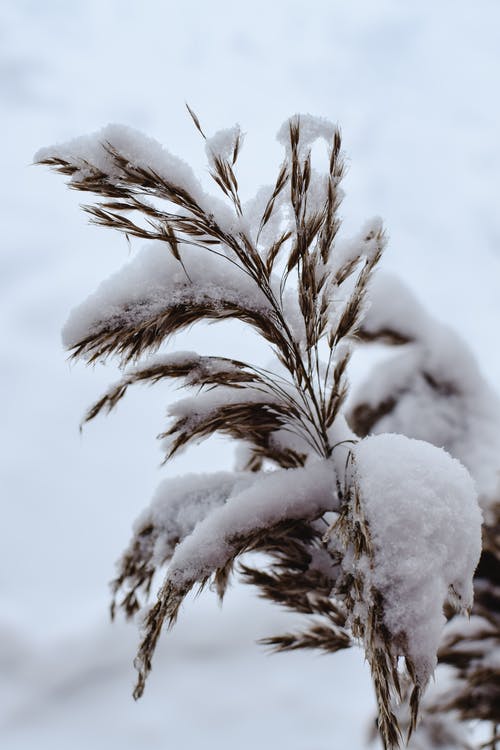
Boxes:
[35,123,203,199]
[360,272,431,341]
[168,386,278,423]
[243,184,290,246]
[62,242,270,349]
[167,459,337,588]
[353,433,481,687]
[35,124,240,233]
[276,113,337,156]
[205,125,243,167]
[352,273,500,504]
[135,471,257,566]
[329,217,385,277]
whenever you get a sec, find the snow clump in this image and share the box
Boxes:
[353,433,482,687]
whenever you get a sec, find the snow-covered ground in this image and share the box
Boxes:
[1,1,499,748]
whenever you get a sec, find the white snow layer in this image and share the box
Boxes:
[360,272,432,341]
[62,242,271,350]
[353,433,482,687]
[330,217,385,278]
[168,385,278,423]
[166,459,337,588]
[133,471,257,566]
[352,273,500,504]
[276,113,337,156]
[205,125,243,167]
[35,124,240,233]
[162,385,284,455]
[120,351,252,388]
[35,123,204,200]
[242,183,290,246]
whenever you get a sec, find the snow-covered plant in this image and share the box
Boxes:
[36,111,487,749]
[349,276,500,749]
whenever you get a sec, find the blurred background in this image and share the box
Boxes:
[1,1,499,748]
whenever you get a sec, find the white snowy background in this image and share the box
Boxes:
[1,1,499,748]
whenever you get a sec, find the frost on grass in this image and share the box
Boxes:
[37,111,494,749]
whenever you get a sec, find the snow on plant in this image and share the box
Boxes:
[36,110,485,749]
[349,273,500,503]
[349,270,500,748]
